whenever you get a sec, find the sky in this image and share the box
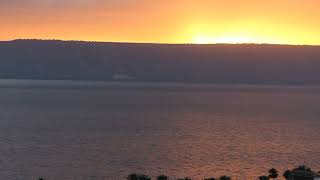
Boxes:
[1,0,320,44]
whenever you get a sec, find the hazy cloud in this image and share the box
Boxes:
[0,0,142,18]
[0,0,135,8]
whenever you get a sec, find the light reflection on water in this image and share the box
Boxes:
[0,81,320,180]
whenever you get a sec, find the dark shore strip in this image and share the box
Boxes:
[35,165,320,180]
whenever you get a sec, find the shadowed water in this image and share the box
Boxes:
[0,80,320,180]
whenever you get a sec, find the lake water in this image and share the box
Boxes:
[0,80,320,180]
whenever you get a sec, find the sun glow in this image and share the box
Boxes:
[213,36,257,44]
[192,33,256,44]
[193,35,258,44]
[1,1,320,45]
[192,35,213,44]
[192,34,285,44]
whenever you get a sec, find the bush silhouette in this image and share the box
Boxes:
[258,175,269,180]
[139,175,151,180]
[157,175,169,180]
[294,165,312,172]
[268,168,278,179]
[127,173,151,180]
[127,174,139,180]
[219,175,231,180]
[283,170,292,179]
[125,166,320,180]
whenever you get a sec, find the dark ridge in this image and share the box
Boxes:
[1,39,320,85]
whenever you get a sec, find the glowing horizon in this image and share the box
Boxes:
[1,0,320,45]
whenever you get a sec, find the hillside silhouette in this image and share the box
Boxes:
[1,39,320,85]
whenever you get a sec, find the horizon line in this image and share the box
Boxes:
[1,38,320,47]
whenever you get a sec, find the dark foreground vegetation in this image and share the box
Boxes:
[36,165,320,180]
[125,166,320,180]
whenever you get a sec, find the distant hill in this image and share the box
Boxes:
[1,39,320,85]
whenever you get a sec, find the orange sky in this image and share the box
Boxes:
[1,0,320,44]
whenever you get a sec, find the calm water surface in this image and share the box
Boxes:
[0,80,320,180]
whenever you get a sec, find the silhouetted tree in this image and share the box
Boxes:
[283,170,292,179]
[268,168,278,179]
[157,175,169,180]
[127,174,139,180]
[219,176,231,180]
[258,175,269,180]
[203,178,217,180]
[127,173,151,180]
[295,165,311,171]
[140,175,151,180]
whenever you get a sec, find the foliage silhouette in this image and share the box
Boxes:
[127,174,139,180]
[140,175,151,180]
[258,175,269,180]
[219,175,231,180]
[127,173,151,180]
[157,175,169,180]
[268,168,278,179]
[294,165,312,171]
[283,170,292,179]
[125,165,320,180]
